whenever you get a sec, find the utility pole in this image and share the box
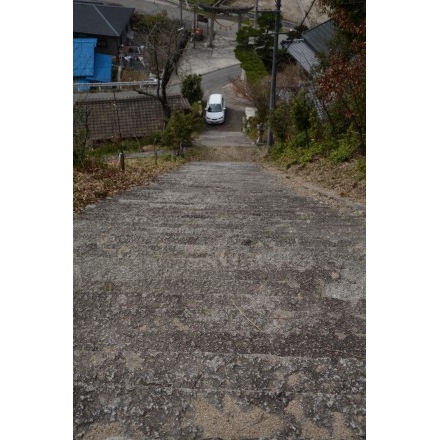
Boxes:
[267,0,281,148]
[208,11,215,48]
[254,0,258,28]
[193,4,196,48]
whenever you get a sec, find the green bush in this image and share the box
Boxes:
[181,74,203,104]
[191,101,203,116]
[271,103,291,142]
[156,109,203,151]
[236,26,259,48]
[291,91,314,144]
[298,149,317,166]
[292,132,309,149]
[328,143,354,164]
[268,142,293,161]
[327,128,359,164]
[269,136,333,169]
[234,47,267,83]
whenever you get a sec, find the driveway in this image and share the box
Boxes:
[74,160,366,439]
[197,71,257,147]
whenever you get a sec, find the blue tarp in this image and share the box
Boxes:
[85,52,112,83]
[73,38,97,77]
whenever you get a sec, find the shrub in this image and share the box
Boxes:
[181,74,203,104]
[268,142,292,161]
[292,132,309,149]
[271,103,291,142]
[234,47,268,83]
[158,109,203,152]
[328,142,354,164]
[236,26,259,49]
[191,101,203,115]
[290,90,315,146]
[327,127,359,164]
[73,104,90,166]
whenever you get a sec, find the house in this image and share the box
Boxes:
[73,1,135,88]
[73,94,192,141]
[73,38,113,88]
[73,0,135,56]
[279,20,336,119]
[283,19,335,75]
[73,38,96,77]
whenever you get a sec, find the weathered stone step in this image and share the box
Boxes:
[74,161,365,439]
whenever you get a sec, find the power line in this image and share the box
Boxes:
[299,0,318,29]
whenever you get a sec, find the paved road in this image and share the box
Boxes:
[74,161,366,439]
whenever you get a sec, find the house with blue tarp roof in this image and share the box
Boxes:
[87,53,112,83]
[73,38,96,77]
[73,0,135,56]
[74,38,113,90]
[73,1,135,90]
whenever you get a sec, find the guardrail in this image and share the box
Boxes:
[73,80,159,92]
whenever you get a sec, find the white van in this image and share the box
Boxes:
[205,94,226,124]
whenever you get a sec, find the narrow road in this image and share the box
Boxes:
[197,66,257,146]
[74,161,366,439]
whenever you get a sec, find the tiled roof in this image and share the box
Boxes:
[285,19,335,75]
[74,94,191,141]
[303,19,335,56]
[73,2,134,37]
[286,40,319,74]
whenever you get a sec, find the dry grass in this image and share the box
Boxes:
[259,156,366,205]
[284,160,366,203]
[73,147,365,216]
[73,155,186,215]
[120,68,148,82]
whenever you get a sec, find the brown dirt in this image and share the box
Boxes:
[74,148,365,215]
[120,68,148,82]
[191,145,267,162]
[192,145,365,206]
[279,159,366,204]
[73,155,187,215]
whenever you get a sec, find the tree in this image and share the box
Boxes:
[235,12,284,72]
[159,109,203,155]
[318,0,366,26]
[257,11,277,32]
[315,1,366,152]
[270,102,290,142]
[181,74,203,104]
[73,103,90,166]
[133,12,189,120]
[291,90,315,146]
[254,11,284,70]
[236,25,260,49]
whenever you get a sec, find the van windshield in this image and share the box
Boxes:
[208,104,223,112]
